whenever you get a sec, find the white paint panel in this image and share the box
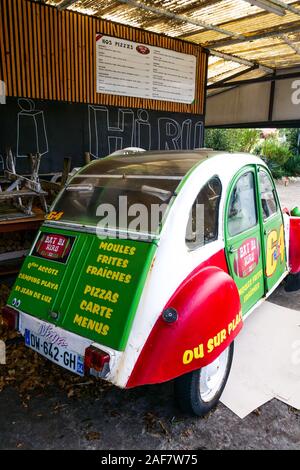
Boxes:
[272,77,300,121]
[206,68,300,126]
[206,83,270,126]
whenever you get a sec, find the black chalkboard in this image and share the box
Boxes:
[0,97,204,173]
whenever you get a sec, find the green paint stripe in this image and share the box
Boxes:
[53,236,93,315]
[118,241,157,350]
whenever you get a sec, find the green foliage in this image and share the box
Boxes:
[257,138,292,166]
[204,128,300,177]
[204,128,260,153]
[281,129,300,176]
[204,129,232,151]
[255,137,293,179]
[234,128,261,153]
[282,128,300,155]
[283,155,300,176]
[264,160,286,179]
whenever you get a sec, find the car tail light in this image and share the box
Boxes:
[84,346,110,377]
[1,306,19,330]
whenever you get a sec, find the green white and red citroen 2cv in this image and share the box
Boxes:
[3,149,300,416]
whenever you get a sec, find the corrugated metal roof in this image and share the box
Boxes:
[208,59,246,82]
[47,0,300,84]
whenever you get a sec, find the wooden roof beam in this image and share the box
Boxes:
[140,0,221,29]
[208,65,259,87]
[281,35,300,56]
[270,0,300,17]
[207,70,300,89]
[242,0,286,17]
[203,23,300,48]
[115,0,245,39]
[242,0,300,17]
[209,49,274,73]
[58,0,78,10]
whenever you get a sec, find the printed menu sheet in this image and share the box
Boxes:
[96,34,196,104]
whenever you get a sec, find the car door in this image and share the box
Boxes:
[225,167,265,315]
[257,166,287,292]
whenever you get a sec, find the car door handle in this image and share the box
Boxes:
[229,246,238,253]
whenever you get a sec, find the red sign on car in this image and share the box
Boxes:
[33,233,75,263]
[234,237,260,278]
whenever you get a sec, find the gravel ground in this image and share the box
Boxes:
[0,181,300,450]
[0,382,299,450]
[275,179,300,210]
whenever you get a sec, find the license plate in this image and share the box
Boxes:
[25,329,84,376]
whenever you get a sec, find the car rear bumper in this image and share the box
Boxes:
[18,311,117,380]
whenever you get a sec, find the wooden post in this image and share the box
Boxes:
[84,152,91,165]
[61,157,72,187]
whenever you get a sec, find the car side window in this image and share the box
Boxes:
[228,171,257,237]
[185,176,222,250]
[259,169,278,220]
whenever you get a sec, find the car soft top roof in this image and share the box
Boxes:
[77,149,224,179]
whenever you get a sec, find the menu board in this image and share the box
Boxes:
[96,34,196,104]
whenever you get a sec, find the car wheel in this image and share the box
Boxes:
[174,342,234,417]
[284,272,300,292]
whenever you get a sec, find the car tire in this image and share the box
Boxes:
[174,342,234,417]
[284,272,300,292]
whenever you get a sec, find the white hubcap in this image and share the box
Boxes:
[199,348,229,402]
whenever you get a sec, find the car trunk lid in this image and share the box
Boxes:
[7,225,156,351]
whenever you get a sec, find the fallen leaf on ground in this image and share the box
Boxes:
[0,283,113,402]
[85,431,101,441]
[253,408,261,416]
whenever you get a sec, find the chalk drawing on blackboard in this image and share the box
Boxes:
[193,121,204,148]
[88,105,135,158]
[88,104,204,158]
[0,80,6,105]
[157,117,203,150]
[17,99,49,158]
[135,109,151,150]
[158,117,182,150]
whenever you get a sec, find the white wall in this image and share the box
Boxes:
[206,68,300,126]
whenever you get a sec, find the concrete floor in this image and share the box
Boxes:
[0,181,300,450]
[275,179,300,211]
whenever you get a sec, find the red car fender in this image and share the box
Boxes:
[289,217,300,274]
[126,254,242,388]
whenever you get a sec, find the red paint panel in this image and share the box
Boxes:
[127,250,241,388]
[289,217,300,274]
[184,248,229,282]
